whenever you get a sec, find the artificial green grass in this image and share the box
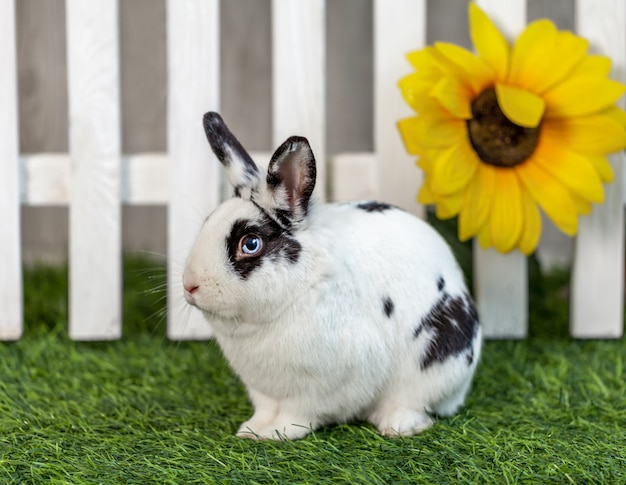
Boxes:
[2,252,625,484]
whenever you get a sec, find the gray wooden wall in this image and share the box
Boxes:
[18,0,574,264]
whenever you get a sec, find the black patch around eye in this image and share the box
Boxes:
[356,201,395,213]
[383,296,394,318]
[226,216,302,280]
[415,292,479,370]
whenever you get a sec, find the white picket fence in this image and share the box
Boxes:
[1,0,624,341]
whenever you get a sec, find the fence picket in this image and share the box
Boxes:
[66,0,122,340]
[166,0,220,339]
[0,0,22,341]
[4,1,626,341]
[272,0,326,196]
[373,0,426,217]
[570,0,625,338]
[473,0,529,339]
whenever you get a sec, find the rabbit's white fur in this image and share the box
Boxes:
[183,112,481,440]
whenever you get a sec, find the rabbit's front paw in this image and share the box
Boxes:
[237,416,313,440]
[372,408,434,437]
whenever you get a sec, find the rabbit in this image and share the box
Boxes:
[182,112,482,440]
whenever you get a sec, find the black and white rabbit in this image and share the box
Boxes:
[183,112,482,440]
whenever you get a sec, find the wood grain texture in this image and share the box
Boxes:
[570,0,625,338]
[473,0,529,339]
[21,154,168,205]
[22,154,70,205]
[66,0,122,340]
[272,0,326,196]
[374,0,426,217]
[0,0,23,340]
[166,0,220,339]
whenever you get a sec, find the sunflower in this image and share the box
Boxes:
[398,2,626,254]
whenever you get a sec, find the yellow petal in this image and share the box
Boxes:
[568,54,612,79]
[406,46,446,72]
[459,164,496,241]
[417,150,435,172]
[570,192,592,215]
[528,31,589,93]
[516,161,578,236]
[430,143,479,195]
[509,19,558,89]
[407,97,455,122]
[434,42,494,95]
[435,190,463,219]
[544,77,626,118]
[495,83,545,128]
[417,117,466,148]
[399,70,441,96]
[430,77,473,119]
[533,139,605,203]
[586,154,614,183]
[541,114,626,155]
[469,3,509,82]
[477,221,492,249]
[417,178,436,205]
[517,191,542,255]
[398,72,439,112]
[397,117,422,155]
[603,105,626,127]
[489,169,523,253]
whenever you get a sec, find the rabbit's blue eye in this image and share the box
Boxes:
[240,235,262,255]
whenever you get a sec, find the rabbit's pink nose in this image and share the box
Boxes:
[185,283,199,295]
[183,272,200,297]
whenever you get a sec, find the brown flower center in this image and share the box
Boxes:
[467,87,541,168]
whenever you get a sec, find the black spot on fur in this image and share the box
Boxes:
[414,292,479,370]
[356,201,393,213]
[466,348,474,366]
[226,215,301,279]
[437,276,445,291]
[383,296,394,318]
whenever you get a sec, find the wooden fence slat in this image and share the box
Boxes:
[8,1,626,342]
[272,0,326,196]
[570,0,625,338]
[166,0,220,339]
[330,153,378,202]
[373,0,426,217]
[474,247,528,338]
[474,0,528,339]
[66,0,122,340]
[0,0,23,341]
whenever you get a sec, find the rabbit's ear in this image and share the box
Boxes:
[203,112,261,195]
[265,136,317,227]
